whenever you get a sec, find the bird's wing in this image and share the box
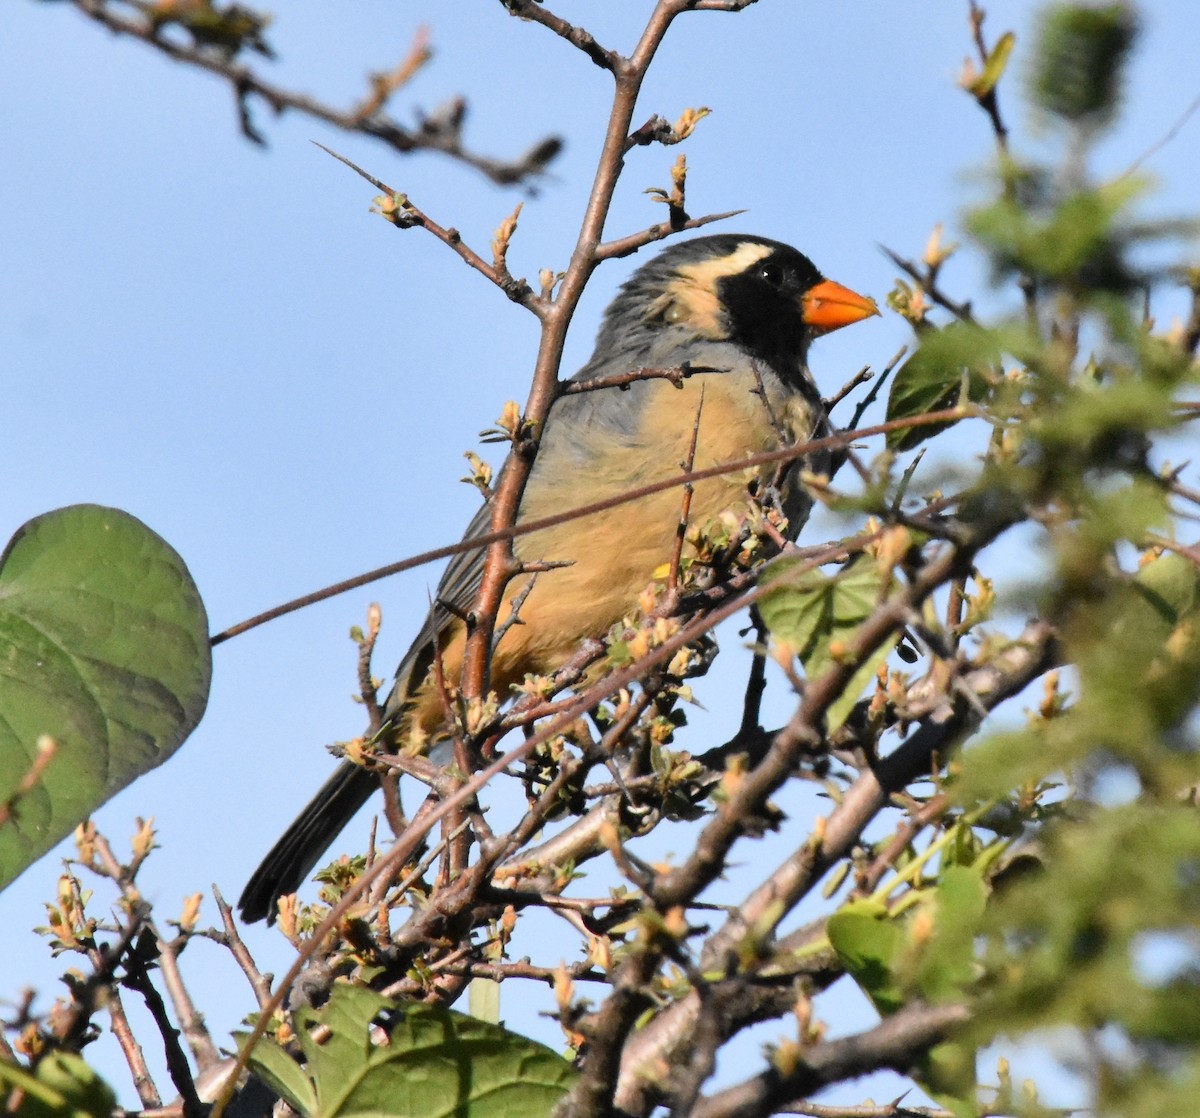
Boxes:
[379,498,494,726]
[379,335,721,725]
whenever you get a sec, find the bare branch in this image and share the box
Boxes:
[207,887,275,1011]
[824,365,873,411]
[594,208,746,261]
[209,405,971,645]
[696,619,1058,967]
[687,0,761,10]
[559,362,710,395]
[312,143,542,311]
[68,0,562,184]
[350,26,433,120]
[500,0,621,72]
[689,1002,970,1118]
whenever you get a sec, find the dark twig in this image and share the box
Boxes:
[738,612,770,740]
[1180,268,1200,356]
[69,0,561,183]
[824,365,873,411]
[560,362,715,395]
[500,0,621,72]
[688,1002,970,1118]
[844,346,907,431]
[121,946,205,1118]
[881,246,976,325]
[155,931,221,1073]
[595,209,746,261]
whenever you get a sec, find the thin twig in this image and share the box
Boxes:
[594,209,746,260]
[68,0,561,183]
[966,1,1010,154]
[738,612,770,739]
[70,0,561,181]
[824,365,873,411]
[500,0,621,71]
[559,362,714,395]
[668,386,705,595]
[844,346,907,431]
[209,406,971,645]
[313,143,541,310]
[1121,90,1200,180]
[881,245,975,325]
[208,887,274,1011]
[357,603,385,737]
[0,736,57,828]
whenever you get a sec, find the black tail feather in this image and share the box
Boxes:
[238,761,377,924]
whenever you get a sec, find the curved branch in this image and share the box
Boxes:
[690,1002,970,1118]
[68,0,562,185]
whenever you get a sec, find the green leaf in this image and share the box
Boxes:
[1132,550,1200,626]
[469,976,501,1025]
[1030,3,1138,125]
[968,30,1015,97]
[885,324,999,451]
[968,177,1147,292]
[0,1053,117,1118]
[238,1031,320,1115]
[921,1042,979,1118]
[244,985,577,1118]
[758,555,896,731]
[827,900,907,1016]
[830,874,985,1118]
[0,505,210,887]
[917,866,988,1004]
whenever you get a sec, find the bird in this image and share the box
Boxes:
[238,233,877,923]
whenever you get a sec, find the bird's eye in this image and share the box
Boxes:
[759,262,785,287]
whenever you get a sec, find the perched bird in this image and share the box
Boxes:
[239,234,877,923]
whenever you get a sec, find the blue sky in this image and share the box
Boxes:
[3,0,1199,1108]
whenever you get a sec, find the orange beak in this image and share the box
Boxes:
[801,278,880,335]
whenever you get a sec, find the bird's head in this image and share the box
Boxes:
[597,233,879,376]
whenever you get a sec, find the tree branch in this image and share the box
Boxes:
[689,1002,970,1118]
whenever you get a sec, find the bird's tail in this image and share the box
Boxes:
[237,760,378,924]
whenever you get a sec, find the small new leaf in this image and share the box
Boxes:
[966,31,1016,97]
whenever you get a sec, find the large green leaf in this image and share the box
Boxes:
[0,505,210,887]
[242,985,577,1118]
